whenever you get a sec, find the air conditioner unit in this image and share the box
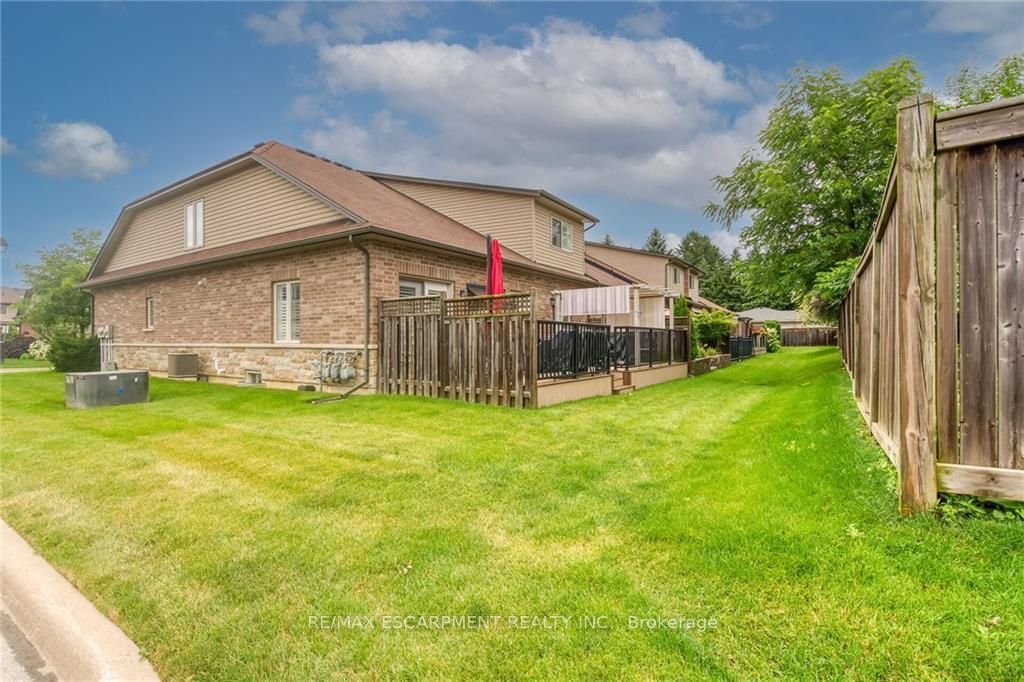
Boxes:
[167,352,199,379]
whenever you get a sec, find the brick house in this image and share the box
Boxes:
[82,141,599,391]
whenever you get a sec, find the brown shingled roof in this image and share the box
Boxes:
[85,141,596,287]
[584,255,640,286]
[251,142,536,270]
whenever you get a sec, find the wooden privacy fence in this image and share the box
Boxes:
[782,327,837,347]
[378,292,537,407]
[839,94,1024,513]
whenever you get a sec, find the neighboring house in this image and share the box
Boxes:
[81,141,597,390]
[362,171,599,280]
[583,242,729,316]
[0,287,31,336]
[737,307,806,328]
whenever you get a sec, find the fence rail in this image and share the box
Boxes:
[838,94,1024,512]
[537,320,611,380]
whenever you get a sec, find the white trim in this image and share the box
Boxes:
[145,297,155,330]
[273,280,300,343]
[184,199,205,249]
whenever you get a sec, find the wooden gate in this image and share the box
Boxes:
[378,293,538,407]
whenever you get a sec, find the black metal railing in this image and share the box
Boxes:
[730,336,753,360]
[537,320,612,379]
[611,326,689,369]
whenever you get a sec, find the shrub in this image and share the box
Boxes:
[692,309,735,353]
[764,320,782,345]
[48,335,100,372]
[764,327,781,352]
[27,339,51,360]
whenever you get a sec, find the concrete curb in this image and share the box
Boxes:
[1,520,160,681]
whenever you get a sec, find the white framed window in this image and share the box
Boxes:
[274,281,300,343]
[550,218,571,251]
[399,278,452,298]
[185,199,204,249]
[145,297,155,329]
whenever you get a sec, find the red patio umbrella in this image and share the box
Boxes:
[486,237,505,296]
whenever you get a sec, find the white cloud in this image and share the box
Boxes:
[665,231,682,252]
[246,4,326,44]
[712,3,774,30]
[32,122,136,181]
[295,19,765,212]
[427,26,455,42]
[0,136,15,155]
[926,2,1024,56]
[289,94,324,120]
[710,229,743,255]
[330,2,429,43]
[246,2,428,45]
[616,4,670,38]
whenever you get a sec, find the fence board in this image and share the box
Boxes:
[959,145,999,467]
[997,140,1024,470]
[936,151,959,464]
[782,327,837,346]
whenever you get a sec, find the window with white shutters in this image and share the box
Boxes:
[274,281,300,342]
[550,218,571,251]
[185,199,204,249]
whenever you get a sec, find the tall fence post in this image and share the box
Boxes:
[896,94,938,514]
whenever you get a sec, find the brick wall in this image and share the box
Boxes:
[92,238,585,388]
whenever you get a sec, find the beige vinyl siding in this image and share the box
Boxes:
[105,163,341,272]
[586,244,670,290]
[379,180,536,260]
[533,204,585,276]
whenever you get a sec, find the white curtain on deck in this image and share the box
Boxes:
[560,285,632,316]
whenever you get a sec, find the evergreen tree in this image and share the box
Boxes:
[643,228,669,254]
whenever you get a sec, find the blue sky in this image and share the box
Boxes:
[2,1,1020,285]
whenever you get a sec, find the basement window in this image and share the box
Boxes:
[274,281,300,343]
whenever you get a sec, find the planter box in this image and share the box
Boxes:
[689,354,731,377]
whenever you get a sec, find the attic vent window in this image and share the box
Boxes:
[185,199,205,249]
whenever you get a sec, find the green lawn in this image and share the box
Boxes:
[0,356,52,369]
[1,349,1020,680]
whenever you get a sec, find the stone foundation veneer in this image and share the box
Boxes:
[688,354,731,377]
[113,343,375,392]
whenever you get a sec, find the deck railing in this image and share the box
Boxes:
[611,326,688,369]
[537,320,612,379]
[730,336,753,360]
